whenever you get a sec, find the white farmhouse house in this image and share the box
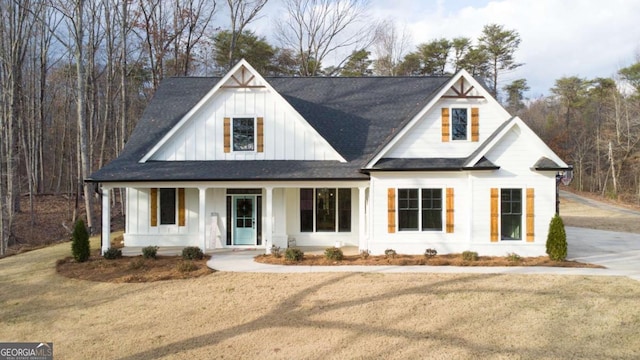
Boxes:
[88,59,569,257]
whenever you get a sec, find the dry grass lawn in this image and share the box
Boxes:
[1,237,640,359]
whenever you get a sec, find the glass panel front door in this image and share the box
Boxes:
[233,196,257,245]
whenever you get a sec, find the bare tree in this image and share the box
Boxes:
[276,0,375,76]
[372,19,411,76]
[225,0,265,69]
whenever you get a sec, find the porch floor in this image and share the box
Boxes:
[120,246,359,257]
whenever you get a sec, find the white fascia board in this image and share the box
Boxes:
[364,69,508,169]
[139,59,346,163]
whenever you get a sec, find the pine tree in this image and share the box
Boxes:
[546,215,567,261]
[71,219,90,262]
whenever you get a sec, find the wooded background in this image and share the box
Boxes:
[1,0,639,255]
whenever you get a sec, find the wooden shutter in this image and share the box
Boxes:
[490,188,499,242]
[223,117,231,153]
[150,188,158,227]
[441,108,450,142]
[526,188,534,242]
[387,188,396,233]
[178,188,186,226]
[446,188,454,233]
[257,117,264,152]
[471,107,479,142]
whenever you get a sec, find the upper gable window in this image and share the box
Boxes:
[451,108,468,141]
[233,117,255,151]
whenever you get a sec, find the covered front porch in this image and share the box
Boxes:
[100,181,370,256]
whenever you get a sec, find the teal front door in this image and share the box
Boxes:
[233,196,257,245]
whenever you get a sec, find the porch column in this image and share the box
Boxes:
[101,185,111,255]
[358,186,367,252]
[265,186,273,254]
[198,187,207,252]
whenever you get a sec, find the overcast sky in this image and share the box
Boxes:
[250,0,640,98]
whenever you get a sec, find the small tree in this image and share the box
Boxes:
[71,219,90,262]
[546,215,567,261]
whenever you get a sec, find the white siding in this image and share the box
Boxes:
[150,87,342,162]
[386,98,509,158]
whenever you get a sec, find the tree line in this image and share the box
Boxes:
[0,0,638,255]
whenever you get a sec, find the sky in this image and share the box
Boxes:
[249,0,640,98]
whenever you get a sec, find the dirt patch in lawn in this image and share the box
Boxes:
[255,252,602,268]
[56,250,213,283]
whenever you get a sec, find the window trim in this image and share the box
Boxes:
[300,188,352,233]
[450,107,469,141]
[231,116,257,152]
[396,187,444,233]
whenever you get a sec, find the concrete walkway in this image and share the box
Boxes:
[206,226,640,281]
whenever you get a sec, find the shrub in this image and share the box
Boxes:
[360,250,370,259]
[424,248,437,258]
[182,246,204,260]
[271,245,282,258]
[176,260,198,272]
[462,251,478,261]
[285,248,304,262]
[384,249,397,258]
[71,219,91,262]
[506,252,521,262]
[324,247,344,261]
[142,246,159,259]
[128,258,146,270]
[546,214,567,261]
[103,247,122,260]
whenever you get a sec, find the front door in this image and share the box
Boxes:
[233,196,257,245]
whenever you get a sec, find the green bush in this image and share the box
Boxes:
[424,248,437,258]
[360,250,370,259]
[285,248,304,262]
[506,252,521,262]
[142,246,159,259]
[176,260,198,272]
[384,249,397,258]
[546,214,568,261]
[324,247,344,261]
[182,246,204,260]
[71,219,90,262]
[462,251,478,261]
[103,247,122,260]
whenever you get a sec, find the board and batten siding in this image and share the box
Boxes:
[386,98,509,158]
[150,88,341,161]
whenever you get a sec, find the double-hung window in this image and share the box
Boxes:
[451,108,468,140]
[398,188,443,231]
[233,117,255,151]
[300,188,351,232]
[501,188,522,240]
[159,188,176,225]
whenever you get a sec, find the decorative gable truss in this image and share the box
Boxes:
[141,59,345,163]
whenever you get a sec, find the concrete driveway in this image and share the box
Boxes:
[567,227,640,280]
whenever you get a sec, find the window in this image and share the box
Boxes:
[300,188,351,232]
[159,188,176,225]
[398,188,443,231]
[451,108,468,140]
[501,189,522,240]
[233,117,255,151]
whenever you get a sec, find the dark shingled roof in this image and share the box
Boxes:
[369,156,498,171]
[533,157,569,170]
[88,75,482,182]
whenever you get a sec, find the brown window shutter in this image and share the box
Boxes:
[441,108,450,142]
[387,188,396,233]
[526,188,534,242]
[178,188,186,227]
[257,117,264,152]
[490,188,498,242]
[150,188,158,227]
[223,117,231,153]
[446,188,454,233]
[471,107,479,142]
